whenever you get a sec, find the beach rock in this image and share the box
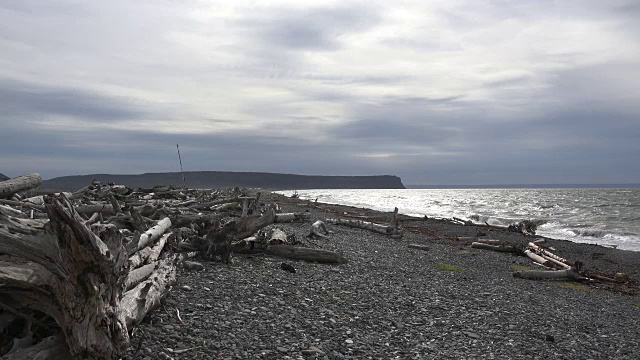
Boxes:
[183,260,204,271]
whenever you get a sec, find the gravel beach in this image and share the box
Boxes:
[127,193,640,360]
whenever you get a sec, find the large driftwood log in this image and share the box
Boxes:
[513,268,583,280]
[470,242,519,253]
[275,212,311,223]
[0,196,129,359]
[0,173,43,199]
[327,217,402,237]
[264,245,347,264]
[119,255,177,328]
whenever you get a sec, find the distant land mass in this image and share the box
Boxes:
[407,184,640,189]
[40,171,405,191]
[0,173,9,181]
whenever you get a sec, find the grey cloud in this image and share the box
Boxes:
[237,5,380,51]
[0,78,148,121]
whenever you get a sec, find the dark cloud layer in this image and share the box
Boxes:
[0,79,147,121]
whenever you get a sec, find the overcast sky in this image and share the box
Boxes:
[1,0,639,184]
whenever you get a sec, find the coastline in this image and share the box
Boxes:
[127,191,640,359]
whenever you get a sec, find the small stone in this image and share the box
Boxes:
[545,334,555,342]
[180,285,192,291]
[158,352,174,360]
[463,331,480,339]
[345,339,353,344]
[183,261,204,271]
[277,346,289,353]
[163,325,175,331]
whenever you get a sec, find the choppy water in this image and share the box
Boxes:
[278,188,640,251]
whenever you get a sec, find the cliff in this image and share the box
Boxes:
[40,171,405,191]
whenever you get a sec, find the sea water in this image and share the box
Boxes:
[277,188,640,251]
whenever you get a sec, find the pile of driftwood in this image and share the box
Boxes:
[0,173,348,359]
[470,238,628,284]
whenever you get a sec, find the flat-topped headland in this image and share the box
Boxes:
[39,171,405,192]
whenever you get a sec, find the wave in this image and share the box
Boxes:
[278,188,640,251]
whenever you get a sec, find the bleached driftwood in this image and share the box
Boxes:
[0,196,129,358]
[328,213,403,238]
[275,212,311,223]
[20,193,72,206]
[474,239,503,245]
[266,228,289,245]
[0,173,43,199]
[129,233,170,269]
[135,217,171,251]
[524,249,557,269]
[308,220,330,239]
[124,262,156,291]
[190,197,240,210]
[119,255,177,328]
[408,244,430,251]
[528,242,573,267]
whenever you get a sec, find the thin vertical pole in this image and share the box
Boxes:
[176,144,186,189]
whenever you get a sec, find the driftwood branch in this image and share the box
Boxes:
[0,173,43,199]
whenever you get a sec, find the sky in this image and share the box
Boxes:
[1,0,639,185]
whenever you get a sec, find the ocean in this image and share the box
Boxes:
[277,188,640,251]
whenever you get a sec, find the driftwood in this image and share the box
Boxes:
[76,204,115,217]
[470,242,519,253]
[1,181,349,358]
[408,244,430,251]
[264,245,347,264]
[308,220,330,239]
[190,197,240,210]
[129,233,170,269]
[524,250,558,269]
[0,173,43,199]
[135,217,171,251]
[124,263,156,291]
[266,228,289,245]
[0,196,129,358]
[3,335,71,360]
[120,255,177,328]
[513,268,583,280]
[275,212,311,223]
[328,215,402,238]
[528,242,572,267]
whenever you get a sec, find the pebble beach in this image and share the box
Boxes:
[127,193,640,360]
